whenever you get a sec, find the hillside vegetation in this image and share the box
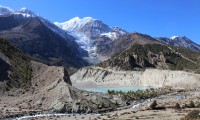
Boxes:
[99,44,200,72]
[0,38,31,90]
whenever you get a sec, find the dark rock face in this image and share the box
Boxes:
[63,68,72,85]
[79,20,111,38]
[0,14,89,68]
[0,57,10,82]
[93,35,113,56]
[0,39,32,91]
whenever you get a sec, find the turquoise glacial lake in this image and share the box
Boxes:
[83,86,148,93]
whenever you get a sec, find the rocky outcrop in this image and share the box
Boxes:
[71,67,143,87]
[0,61,116,113]
[0,57,10,82]
[141,69,200,88]
[71,67,200,89]
[0,52,11,82]
[32,62,117,113]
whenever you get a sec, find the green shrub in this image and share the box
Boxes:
[183,110,200,120]
[175,103,181,109]
[150,100,158,110]
[189,101,195,108]
[0,38,32,88]
[196,102,200,108]
[183,103,189,108]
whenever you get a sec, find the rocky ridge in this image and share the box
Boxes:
[98,44,200,72]
[71,66,200,89]
[156,36,200,52]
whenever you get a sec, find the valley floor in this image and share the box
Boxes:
[2,88,200,120]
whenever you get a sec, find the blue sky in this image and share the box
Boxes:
[0,0,200,43]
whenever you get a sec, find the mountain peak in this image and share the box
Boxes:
[170,36,190,41]
[111,26,127,34]
[14,7,37,17]
[67,17,97,25]
[70,16,80,21]
[82,17,96,21]
[18,7,30,12]
[54,17,98,31]
[0,5,13,15]
[68,17,96,22]
[170,36,179,40]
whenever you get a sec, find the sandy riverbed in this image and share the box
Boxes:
[6,88,200,120]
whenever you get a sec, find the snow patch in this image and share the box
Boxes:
[112,26,127,35]
[170,36,179,40]
[101,32,118,40]
[69,31,98,61]
[54,17,96,31]
[13,7,37,18]
[101,26,127,40]
[0,5,14,15]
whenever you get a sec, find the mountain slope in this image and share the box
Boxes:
[0,8,89,69]
[99,32,160,57]
[98,43,200,72]
[96,32,200,60]
[0,41,116,118]
[0,38,31,92]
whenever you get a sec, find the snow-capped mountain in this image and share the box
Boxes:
[55,17,127,39]
[170,36,179,40]
[157,36,200,52]
[55,17,97,31]
[0,5,13,15]
[170,36,200,51]
[0,5,37,18]
[13,7,37,17]
[0,6,89,68]
[55,17,128,63]
[7,7,79,46]
[0,6,37,17]
[2,5,200,66]
[55,17,114,38]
